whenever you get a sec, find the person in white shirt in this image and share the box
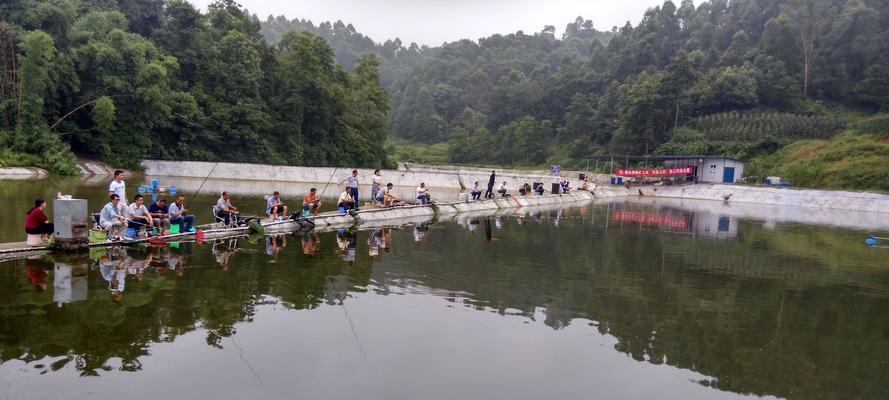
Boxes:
[126,194,153,236]
[108,170,127,206]
[382,183,402,207]
[337,186,355,211]
[371,169,383,201]
[498,181,508,197]
[168,195,195,231]
[470,181,482,200]
[416,183,431,204]
[215,191,238,224]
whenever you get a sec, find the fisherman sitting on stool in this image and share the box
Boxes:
[338,186,356,212]
[416,183,432,204]
[216,191,239,225]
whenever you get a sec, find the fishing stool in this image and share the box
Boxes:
[26,234,44,246]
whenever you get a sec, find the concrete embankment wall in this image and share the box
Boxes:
[610,184,889,214]
[0,167,49,179]
[401,162,611,186]
[0,159,121,178]
[141,160,587,190]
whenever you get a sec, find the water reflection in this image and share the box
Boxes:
[0,201,887,400]
[607,202,738,239]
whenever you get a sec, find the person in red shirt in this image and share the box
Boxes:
[25,198,54,237]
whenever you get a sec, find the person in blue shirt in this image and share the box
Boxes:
[267,191,287,219]
[148,198,170,231]
[100,194,128,239]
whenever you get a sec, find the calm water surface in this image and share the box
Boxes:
[1,177,887,400]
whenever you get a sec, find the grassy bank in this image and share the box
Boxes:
[0,149,42,169]
[386,138,450,165]
[747,131,889,192]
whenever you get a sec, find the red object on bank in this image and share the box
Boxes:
[615,167,694,177]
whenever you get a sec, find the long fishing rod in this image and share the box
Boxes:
[187,161,220,208]
[317,167,339,200]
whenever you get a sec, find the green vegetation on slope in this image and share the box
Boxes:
[386,137,449,165]
[387,0,889,169]
[747,131,889,191]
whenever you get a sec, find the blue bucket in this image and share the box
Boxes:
[338,207,346,214]
[126,227,136,238]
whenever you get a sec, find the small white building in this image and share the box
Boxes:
[663,156,746,184]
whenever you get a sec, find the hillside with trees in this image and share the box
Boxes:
[385,0,888,189]
[0,0,390,173]
[0,0,887,190]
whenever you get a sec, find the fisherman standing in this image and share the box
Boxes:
[345,170,360,210]
[371,169,382,202]
[485,170,496,199]
[109,170,127,206]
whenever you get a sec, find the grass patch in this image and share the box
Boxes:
[747,131,889,192]
[386,138,450,165]
[0,148,43,168]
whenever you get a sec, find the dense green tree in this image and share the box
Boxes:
[15,30,77,174]
[2,0,888,172]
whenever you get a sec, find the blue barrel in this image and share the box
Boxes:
[617,177,623,184]
[151,178,158,189]
[610,176,616,185]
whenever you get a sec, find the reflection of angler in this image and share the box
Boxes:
[100,259,127,302]
[212,238,238,269]
[368,230,381,258]
[301,232,320,256]
[341,230,357,263]
[413,223,427,242]
[484,218,493,242]
[380,228,391,252]
[26,257,51,291]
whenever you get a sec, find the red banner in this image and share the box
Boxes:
[615,167,693,177]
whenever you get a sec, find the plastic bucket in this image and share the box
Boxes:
[126,227,136,238]
[89,229,107,243]
[338,207,345,214]
[170,223,180,234]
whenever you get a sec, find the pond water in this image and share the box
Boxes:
[1,177,888,400]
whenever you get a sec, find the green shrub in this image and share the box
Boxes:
[852,114,889,134]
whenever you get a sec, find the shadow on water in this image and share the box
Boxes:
[0,187,888,399]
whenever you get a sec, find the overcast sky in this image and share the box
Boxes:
[187,0,670,46]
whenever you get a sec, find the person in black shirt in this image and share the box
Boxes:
[485,170,496,199]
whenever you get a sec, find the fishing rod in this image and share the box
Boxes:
[318,167,339,200]
[187,161,220,208]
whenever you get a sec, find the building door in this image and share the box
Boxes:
[722,167,735,183]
